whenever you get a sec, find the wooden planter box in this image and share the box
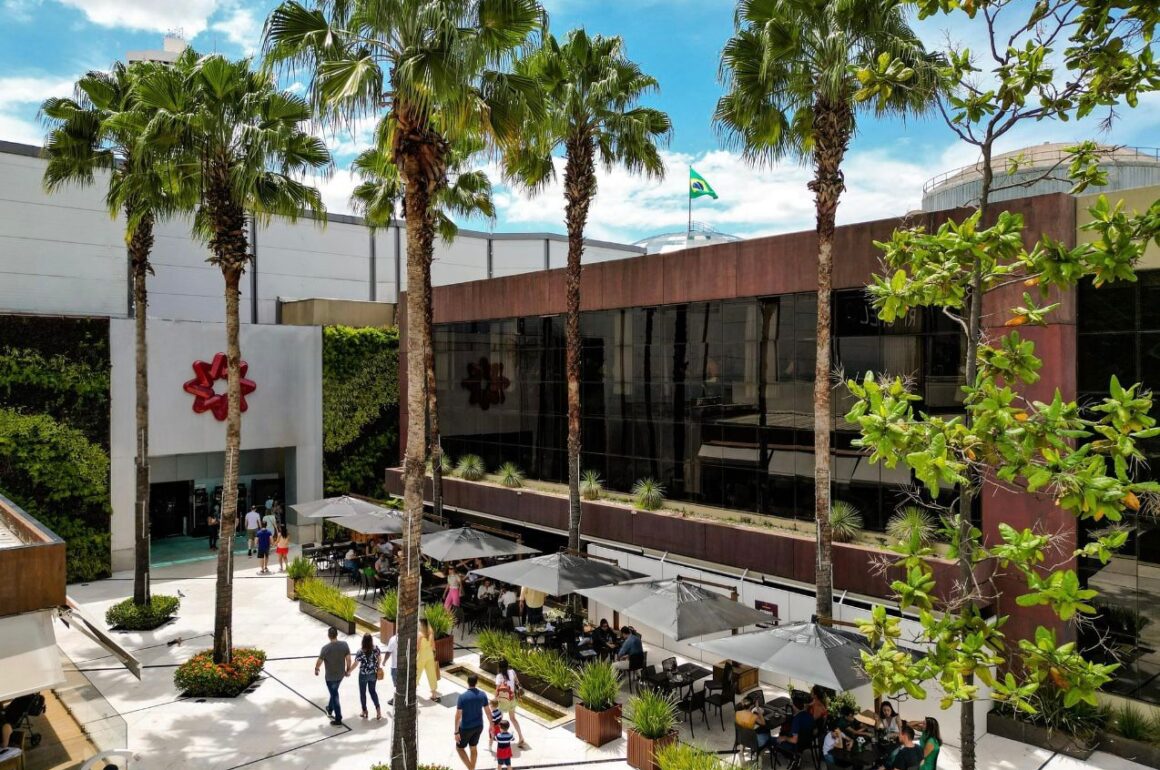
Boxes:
[435,634,455,666]
[479,658,575,708]
[380,618,396,643]
[626,729,676,770]
[575,702,622,747]
[286,577,305,600]
[1100,734,1160,769]
[986,711,1096,760]
[298,600,356,636]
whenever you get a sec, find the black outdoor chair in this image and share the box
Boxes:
[676,688,708,738]
[745,689,766,707]
[704,663,735,730]
[626,652,647,693]
[772,723,819,770]
[734,723,772,768]
[642,664,669,691]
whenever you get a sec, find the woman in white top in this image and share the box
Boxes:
[877,701,901,736]
[443,568,462,610]
[493,659,528,749]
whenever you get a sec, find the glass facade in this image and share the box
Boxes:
[1078,270,1160,703]
[435,290,964,532]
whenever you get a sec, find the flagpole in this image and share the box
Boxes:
[687,166,693,238]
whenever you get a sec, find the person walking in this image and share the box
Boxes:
[207,509,219,551]
[494,719,515,769]
[383,632,398,706]
[417,618,441,702]
[255,523,273,574]
[275,526,291,573]
[244,505,261,557]
[314,626,351,726]
[346,633,383,720]
[455,674,490,770]
[493,658,528,749]
[444,568,463,611]
[262,506,278,537]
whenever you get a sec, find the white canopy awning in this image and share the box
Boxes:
[0,610,65,702]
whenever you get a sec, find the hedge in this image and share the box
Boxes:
[174,648,266,698]
[105,595,181,630]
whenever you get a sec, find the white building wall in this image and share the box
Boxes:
[257,217,371,322]
[108,319,323,568]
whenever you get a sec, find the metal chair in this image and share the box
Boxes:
[626,652,647,693]
[705,663,736,730]
[677,688,709,738]
[733,724,770,767]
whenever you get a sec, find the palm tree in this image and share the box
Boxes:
[506,29,670,552]
[264,4,542,766]
[41,61,192,609]
[135,50,331,664]
[716,0,940,625]
[351,130,495,523]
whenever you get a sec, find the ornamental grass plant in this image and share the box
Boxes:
[379,589,399,621]
[656,741,728,770]
[576,659,620,711]
[477,630,577,691]
[296,578,356,621]
[286,556,316,580]
[623,687,678,739]
[174,647,266,697]
[455,454,486,481]
[422,602,456,637]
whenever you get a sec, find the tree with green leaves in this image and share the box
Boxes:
[715,0,942,625]
[851,1,1159,764]
[135,50,331,665]
[41,61,193,609]
[263,3,543,765]
[504,28,671,553]
[351,127,495,522]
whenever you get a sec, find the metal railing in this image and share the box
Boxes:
[922,144,1160,194]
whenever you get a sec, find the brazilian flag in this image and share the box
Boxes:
[689,167,718,200]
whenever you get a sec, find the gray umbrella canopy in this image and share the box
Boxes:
[577,578,770,640]
[693,621,870,691]
[420,527,540,562]
[291,495,394,519]
[326,512,417,535]
[470,552,646,595]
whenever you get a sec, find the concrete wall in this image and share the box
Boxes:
[0,142,643,323]
[108,319,323,568]
[280,298,396,327]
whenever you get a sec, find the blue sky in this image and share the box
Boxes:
[2,0,1156,244]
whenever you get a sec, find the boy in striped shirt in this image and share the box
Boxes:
[487,699,503,751]
[495,720,515,767]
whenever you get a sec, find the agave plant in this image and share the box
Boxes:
[499,461,525,488]
[581,469,604,500]
[455,454,486,481]
[886,505,938,547]
[632,478,665,511]
[427,453,453,474]
[829,501,863,543]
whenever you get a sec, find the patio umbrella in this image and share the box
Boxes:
[420,527,539,562]
[692,620,870,691]
[326,512,443,535]
[577,578,770,640]
[291,495,395,519]
[470,552,646,595]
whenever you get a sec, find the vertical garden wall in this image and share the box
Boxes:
[0,315,112,582]
[322,325,400,497]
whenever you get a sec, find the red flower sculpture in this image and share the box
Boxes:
[182,353,257,421]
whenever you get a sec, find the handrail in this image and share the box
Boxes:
[922,144,1160,194]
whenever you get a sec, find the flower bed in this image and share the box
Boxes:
[105,595,180,631]
[174,648,267,698]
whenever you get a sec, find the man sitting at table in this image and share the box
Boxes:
[374,553,391,576]
[775,694,815,758]
[736,695,772,749]
[477,578,498,600]
[590,619,618,657]
[877,724,922,770]
[612,626,643,671]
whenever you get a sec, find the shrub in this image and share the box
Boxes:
[886,506,938,547]
[498,461,525,488]
[455,454,486,481]
[477,630,576,691]
[296,579,357,622]
[632,478,665,511]
[830,690,859,716]
[379,589,399,621]
[422,603,457,638]
[577,659,620,711]
[1115,703,1157,742]
[174,648,265,697]
[105,595,180,630]
[581,469,604,500]
[623,688,678,739]
[656,742,728,770]
[287,556,316,580]
[427,453,453,474]
[829,501,863,543]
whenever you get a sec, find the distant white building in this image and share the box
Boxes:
[634,222,742,254]
[126,34,189,64]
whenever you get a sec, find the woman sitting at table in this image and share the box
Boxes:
[916,717,941,770]
[374,553,391,576]
[736,695,772,748]
[808,685,830,721]
[877,701,902,737]
[341,547,359,577]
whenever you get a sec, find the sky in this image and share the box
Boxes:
[1,0,1157,245]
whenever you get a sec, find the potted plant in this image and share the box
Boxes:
[296,578,357,635]
[623,688,678,770]
[423,603,457,666]
[655,742,728,770]
[379,589,398,642]
[574,659,622,747]
[286,556,316,600]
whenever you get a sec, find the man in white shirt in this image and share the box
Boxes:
[498,586,518,616]
[383,634,399,705]
[244,506,261,557]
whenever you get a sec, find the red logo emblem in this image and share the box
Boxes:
[182,353,257,421]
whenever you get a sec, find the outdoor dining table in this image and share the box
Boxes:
[762,696,792,723]
[665,663,712,698]
[832,743,881,770]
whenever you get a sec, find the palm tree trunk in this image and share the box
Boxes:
[131,212,155,607]
[392,177,437,770]
[810,98,851,625]
[563,139,595,553]
[421,210,444,522]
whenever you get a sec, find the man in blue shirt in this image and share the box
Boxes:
[454,674,490,770]
[255,524,273,575]
[612,626,643,671]
[776,694,816,761]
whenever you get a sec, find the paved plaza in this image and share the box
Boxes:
[53,548,1154,770]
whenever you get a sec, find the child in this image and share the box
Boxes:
[487,698,503,751]
[495,719,515,768]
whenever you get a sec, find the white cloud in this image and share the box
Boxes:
[53,0,223,35]
[210,6,261,53]
[0,75,77,147]
[4,0,41,22]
